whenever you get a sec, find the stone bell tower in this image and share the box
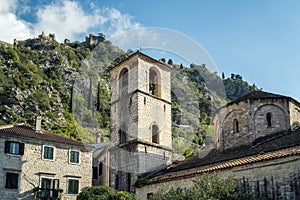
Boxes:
[108,51,173,192]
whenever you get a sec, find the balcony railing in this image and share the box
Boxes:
[34,188,63,200]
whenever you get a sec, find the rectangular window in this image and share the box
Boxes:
[5,141,24,155]
[69,150,80,163]
[68,179,79,194]
[5,172,19,189]
[39,178,60,199]
[99,163,103,176]
[92,167,98,179]
[43,146,54,160]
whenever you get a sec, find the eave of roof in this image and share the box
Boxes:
[108,51,173,72]
[139,146,300,186]
[137,128,300,187]
[227,90,300,106]
[0,124,88,149]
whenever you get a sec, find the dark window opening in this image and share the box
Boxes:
[68,179,79,194]
[233,119,239,133]
[119,68,128,96]
[115,174,119,190]
[119,129,127,144]
[38,178,60,199]
[152,124,159,144]
[127,173,131,192]
[70,150,79,163]
[149,68,160,97]
[147,193,154,199]
[5,141,24,155]
[266,112,272,128]
[92,167,98,179]
[43,146,54,160]
[99,163,103,176]
[5,172,19,189]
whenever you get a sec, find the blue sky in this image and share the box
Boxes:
[1,0,300,100]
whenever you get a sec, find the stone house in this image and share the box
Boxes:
[0,123,93,200]
[135,90,300,200]
[92,142,110,187]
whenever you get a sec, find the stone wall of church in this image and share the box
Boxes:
[220,101,252,151]
[289,101,300,129]
[137,57,172,101]
[214,98,293,152]
[251,98,289,139]
[136,154,300,200]
[137,92,172,147]
[109,141,172,193]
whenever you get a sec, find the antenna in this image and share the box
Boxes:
[139,43,142,52]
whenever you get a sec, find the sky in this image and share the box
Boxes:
[1,0,300,100]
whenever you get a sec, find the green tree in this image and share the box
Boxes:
[77,186,137,200]
[168,59,173,65]
[149,172,239,200]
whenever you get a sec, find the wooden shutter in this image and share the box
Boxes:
[53,179,60,189]
[19,143,25,155]
[5,141,10,153]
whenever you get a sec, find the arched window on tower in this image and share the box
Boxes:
[233,119,239,133]
[152,124,159,144]
[149,68,160,97]
[266,112,272,128]
[119,129,127,144]
[119,68,128,96]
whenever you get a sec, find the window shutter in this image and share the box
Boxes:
[75,180,79,194]
[54,179,60,189]
[5,141,10,153]
[49,147,54,159]
[19,143,25,155]
[5,172,9,188]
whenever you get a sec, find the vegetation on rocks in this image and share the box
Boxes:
[0,33,255,153]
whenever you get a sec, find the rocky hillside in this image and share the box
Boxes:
[0,33,123,141]
[0,33,255,154]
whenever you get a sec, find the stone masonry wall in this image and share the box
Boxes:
[221,101,251,150]
[109,53,173,192]
[289,101,300,129]
[214,98,292,152]
[0,135,92,200]
[251,98,289,139]
[137,92,172,147]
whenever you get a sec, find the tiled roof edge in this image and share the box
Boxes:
[141,146,300,186]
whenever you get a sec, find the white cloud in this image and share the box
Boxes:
[0,0,141,43]
[0,0,33,43]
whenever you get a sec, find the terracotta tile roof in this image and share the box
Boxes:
[143,146,300,186]
[227,90,291,106]
[139,128,300,186]
[108,51,173,72]
[0,123,85,147]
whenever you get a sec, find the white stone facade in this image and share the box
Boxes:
[108,52,173,192]
[0,127,93,200]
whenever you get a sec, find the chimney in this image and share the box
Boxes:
[35,116,42,133]
[96,132,102,143]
